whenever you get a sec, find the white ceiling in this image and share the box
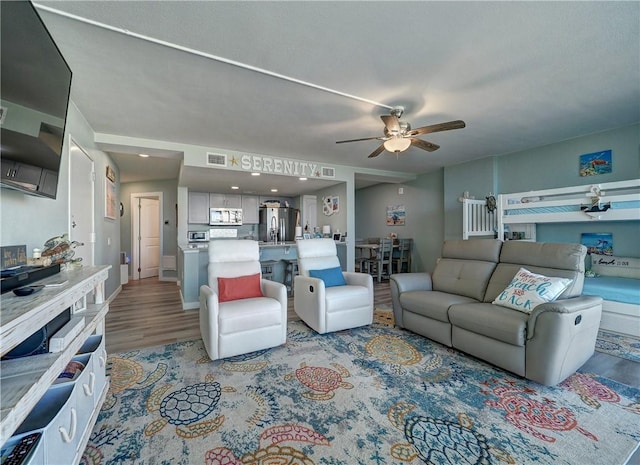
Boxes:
[35,1,639,195]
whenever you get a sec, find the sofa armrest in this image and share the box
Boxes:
[527,295,603,340]
[261,278,287,306]
[199,284,220,360]
[293,275,327,333]
[525,295,603,385]
[389,273,433,328]
[390,273,433,293]
[343,271,374,292]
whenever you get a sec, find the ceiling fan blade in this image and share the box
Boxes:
[336,136,383,144]
[381,115,400,133]
[411,138,440,152]
[408,120,466,137]
[367,144,386,158]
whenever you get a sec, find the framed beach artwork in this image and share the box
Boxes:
[105,178,117,219]
[579,149,612,177]
[581,232,613,256]
[386,205,405,226]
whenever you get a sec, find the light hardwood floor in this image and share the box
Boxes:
[106,277,391,353]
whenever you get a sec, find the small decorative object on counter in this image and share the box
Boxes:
[41,233,84,266]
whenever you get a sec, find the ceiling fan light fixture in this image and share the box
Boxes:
[383,137,411,153]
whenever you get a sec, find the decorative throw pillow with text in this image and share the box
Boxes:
[493,267,572,313]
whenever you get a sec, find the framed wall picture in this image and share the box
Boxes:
[105,178,117,219]
[579,149,612,177]
[386,205,406,226]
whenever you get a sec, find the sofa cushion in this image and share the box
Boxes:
[449,303,529,346]
[442,239,502,262]
[484,241,586,301]
[219,296,282,334]
[432,259,498,301]
[400,290,478,323]
[492,268,572,313]
[325,285,371,313]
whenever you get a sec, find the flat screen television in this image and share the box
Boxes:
[0,1,72,199]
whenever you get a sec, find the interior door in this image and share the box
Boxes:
[69,140,95,266]
[139,198,160,279]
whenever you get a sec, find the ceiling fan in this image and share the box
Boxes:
[336,107,465,158]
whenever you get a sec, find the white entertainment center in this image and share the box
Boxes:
[1,266,110,464]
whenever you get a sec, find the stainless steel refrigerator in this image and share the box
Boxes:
[258,207,299,242]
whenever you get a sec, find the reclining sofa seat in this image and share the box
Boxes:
[390,239,603,386]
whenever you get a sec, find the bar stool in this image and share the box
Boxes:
[282,258,299,296]
[260,260,279,281]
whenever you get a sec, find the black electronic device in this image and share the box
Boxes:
[0,1,72,199]
[13,285,44,296]
[1,263,61,294]
[1,432,42,465]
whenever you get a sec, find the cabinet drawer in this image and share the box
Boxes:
[77,335,107,405]
[15,384,79,462]
[54,354,94,450]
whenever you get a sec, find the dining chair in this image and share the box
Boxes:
[365,237,393,282]
[393,238,413,273]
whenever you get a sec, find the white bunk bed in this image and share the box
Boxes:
[462,179,640,337]
[497,179,640,240]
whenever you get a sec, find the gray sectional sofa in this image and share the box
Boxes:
[390,239,603,385]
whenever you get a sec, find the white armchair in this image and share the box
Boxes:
[199,240,287,360]
[294,238,373,334]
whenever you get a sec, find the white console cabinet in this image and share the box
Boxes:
[0,265,111,464]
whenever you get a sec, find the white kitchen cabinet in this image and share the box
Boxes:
[0,266,111,465]
[241,195,259,224]
[188,191,210,224]
[209,193,241,208]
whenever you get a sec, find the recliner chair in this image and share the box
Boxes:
[199,240,287,360]
[294,238,373,334]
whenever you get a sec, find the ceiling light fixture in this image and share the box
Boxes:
[251,172,260,176]
[383,136,411,153]
[270,188,278,192]
[138,153,150,158]
[299,177,307,181]
[231,186,239,190]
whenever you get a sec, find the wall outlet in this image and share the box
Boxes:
[398,187,404,195]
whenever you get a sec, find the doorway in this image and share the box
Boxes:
[69,138,95,266]
[131,192,163,280]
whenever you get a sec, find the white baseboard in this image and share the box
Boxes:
[599,300,640,337]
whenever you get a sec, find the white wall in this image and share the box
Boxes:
[1,101,122,298]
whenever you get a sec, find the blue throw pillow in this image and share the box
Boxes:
[309,267,347,287]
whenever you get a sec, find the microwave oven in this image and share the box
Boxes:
[210,208,243,226]
[188,230,208,242]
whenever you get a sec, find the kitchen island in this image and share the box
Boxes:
[178,240,346,310]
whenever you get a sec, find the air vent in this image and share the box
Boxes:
[321,166,335,178]
[207,152,227,166]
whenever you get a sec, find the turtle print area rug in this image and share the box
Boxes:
[81,320,640,465]
[595,330,640,362]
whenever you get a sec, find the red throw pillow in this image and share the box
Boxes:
[217,273,263,302]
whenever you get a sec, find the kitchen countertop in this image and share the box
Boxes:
[180,240,347,252]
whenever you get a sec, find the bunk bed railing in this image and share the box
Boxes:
[497,179,640,240]
[462,198,497,239]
